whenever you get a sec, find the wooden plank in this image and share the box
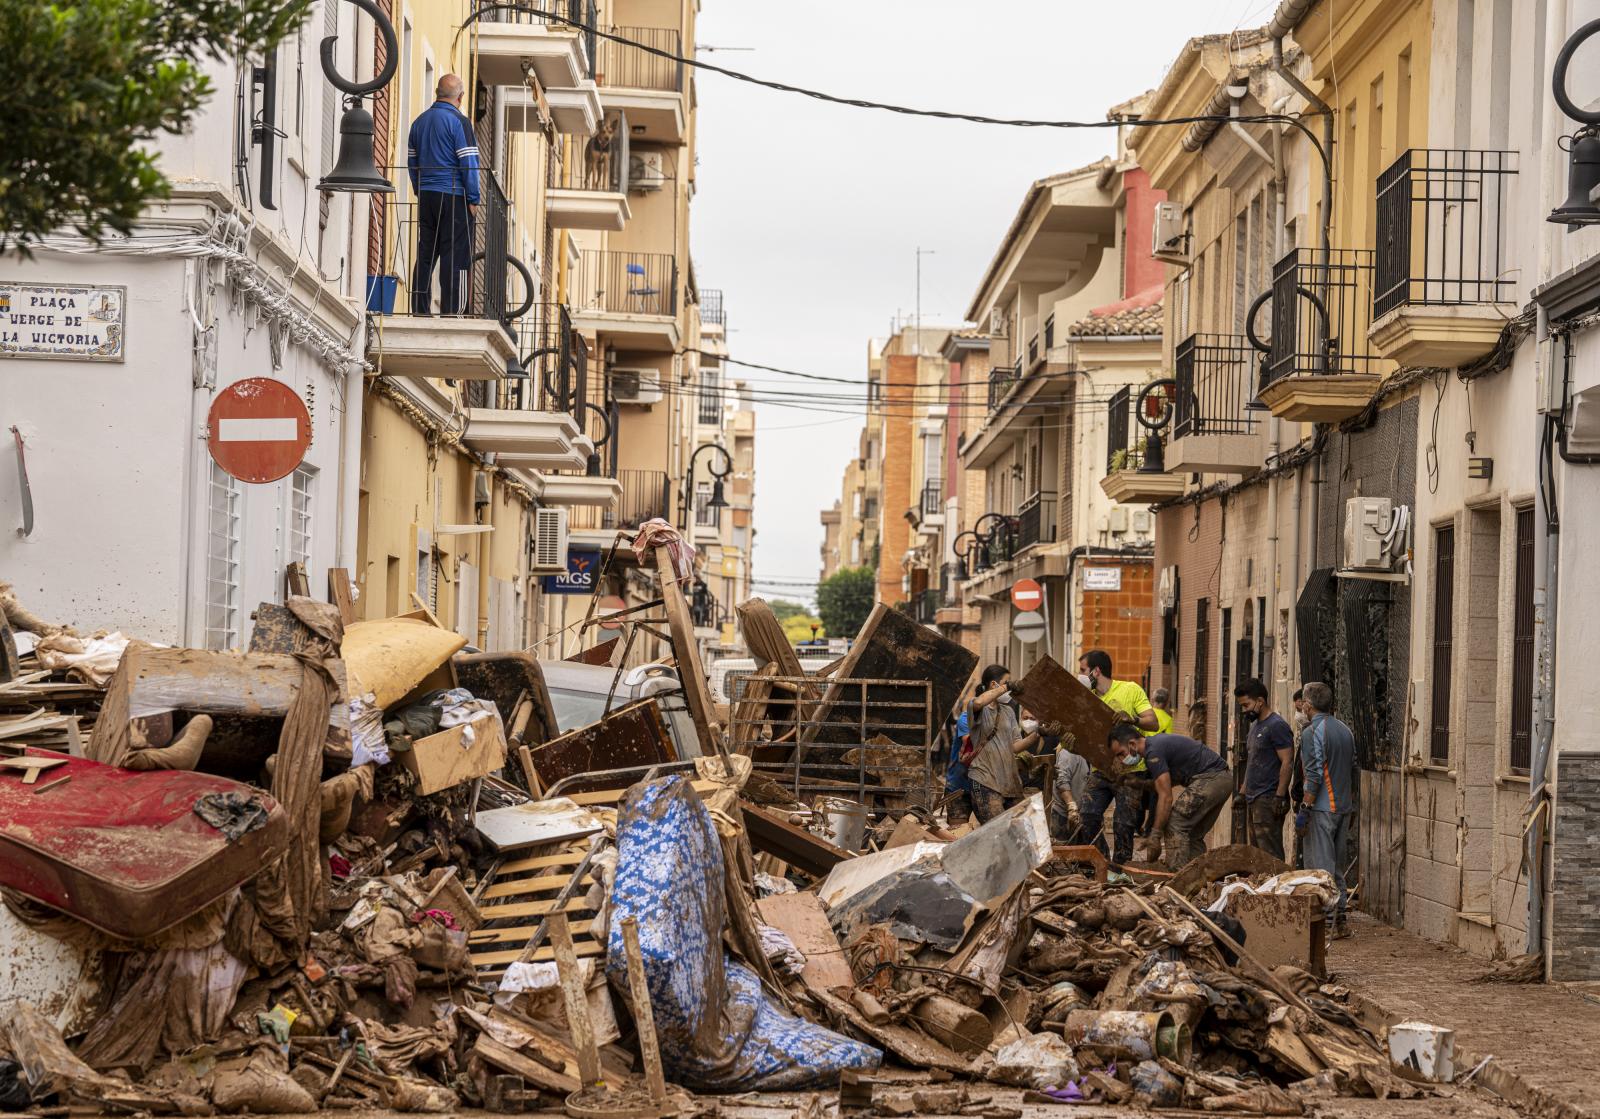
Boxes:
[548,913,602,1087]
[468,917,597,945]
[472,1034,581,1095]
[471,940,605,968]
[479,897,596,921]
[619,917,667,1103]
[525,698,676,788]
[741,801,848,878]
[756,891,853,990]
[328,567,357,626]
[653,544,725,758]
[496,849,589,875]
[482,872,591,900]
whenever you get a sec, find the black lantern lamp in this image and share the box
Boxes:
[1134,377,1177,474]
[682,443,734,531]
[582,402,613,477]
[318,0,399,194]
[1549,20,1600,225]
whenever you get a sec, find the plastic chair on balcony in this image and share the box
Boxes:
[625,261,660,298]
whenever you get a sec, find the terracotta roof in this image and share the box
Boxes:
[1067,301,1164,338]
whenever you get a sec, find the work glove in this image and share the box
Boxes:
[1274,795,1292,816]
[1294,806,1310,832]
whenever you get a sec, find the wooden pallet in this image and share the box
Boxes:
[468,840,604,976]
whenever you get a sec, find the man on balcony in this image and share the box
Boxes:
[407,75,481,316]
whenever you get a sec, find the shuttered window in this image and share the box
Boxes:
[1429,525,1455,764]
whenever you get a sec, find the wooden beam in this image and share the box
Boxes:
[653,544,726,759]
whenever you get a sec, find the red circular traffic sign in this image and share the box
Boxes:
[206,378,311,484]
[1011,578,1043,611]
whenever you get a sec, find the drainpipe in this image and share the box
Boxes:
[1270,35,1333,256]
[477,464,494,649]
[1527,304,1558,958]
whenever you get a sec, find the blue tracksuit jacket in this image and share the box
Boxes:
[407,101,481,203]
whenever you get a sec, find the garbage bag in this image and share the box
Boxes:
[606,776,880,1091]
[991,1032,1080,1091]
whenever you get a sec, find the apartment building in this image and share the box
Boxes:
[955,134,1166,679]
[819,502,843,580]
[878,326,957,617]
[829,351,885,583]
[350,0,751,663]
[0,1,372,647]
[935,330,991,654]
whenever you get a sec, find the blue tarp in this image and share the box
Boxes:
[606,776,881,1091]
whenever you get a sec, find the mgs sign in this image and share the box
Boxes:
[543,550,602,595]
[0,283,126,362]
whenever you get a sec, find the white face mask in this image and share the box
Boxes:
[1121,753,1141,767]
[1021,718,1039,734]
[997,692,1013,705]
[1077,674,1095,690]
[1293,711,1311,730]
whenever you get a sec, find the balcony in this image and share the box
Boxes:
[1257,248,1383,422]
[366,168,519,382]
[461,304,592,471]
[1370,149,1519,368]
[567,468,672,546]
[597,26,686,143]
[1100,383,1186,503]
[1166,334,1261,474]
[569,249,679,351]
[914,588,940,625]
[473,0,594,91]
[920,479,943,521]
[987,360,1022,413]
[700,289,725,328]
[1017,490,1058,551]
[545,116,632,231]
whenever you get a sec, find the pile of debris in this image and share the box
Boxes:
[0,546,1455,1117]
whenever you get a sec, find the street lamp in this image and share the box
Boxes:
[1549,20,1600,225]
[317,0,399,194]
[682,443,732,531]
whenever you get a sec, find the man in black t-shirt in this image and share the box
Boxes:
[1108,724,1235,871]
[1235,678,1293,860]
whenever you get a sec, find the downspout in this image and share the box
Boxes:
[1526,302,1557,956]
[477,465,494,649]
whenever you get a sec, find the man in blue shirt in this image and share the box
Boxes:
[1234,678,1293,860]
[407,75,482,315]
[1108,723,1234,871]
[945,705,972,826]
[1300,681,1356,938]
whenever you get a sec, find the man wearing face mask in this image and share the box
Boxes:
[966,664,1041,824]
[1234,678,1293,860]
[1076,650,1158,863]
[1107,722,1235,870]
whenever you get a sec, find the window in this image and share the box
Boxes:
[1511,508,1535,773]
[416,527,433,610]
[205,463,243,650]
[1219,607,1233,756]
[1194,598,1211,702]
[1430,525,1456,764]
[733,525,748,550]
[288,466,315,575]
[698,366,721,425]
[694,481,718,527]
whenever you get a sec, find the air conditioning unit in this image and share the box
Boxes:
[1152,201,1189,262]
[628,151,666,191]
[531,507,570,574]
[611,367,663,406]
[1343,497,1400,570]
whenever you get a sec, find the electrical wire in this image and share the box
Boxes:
[473,4,1324,136]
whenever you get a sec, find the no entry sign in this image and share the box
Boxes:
[207,378,311,484]
[1011,577,1043,611]
[1013,610,1046,644]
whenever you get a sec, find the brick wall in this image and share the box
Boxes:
[1552,750,1600,980]
[875,355,917,605]
[1078,558,1154,689]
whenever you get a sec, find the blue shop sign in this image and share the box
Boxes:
[542,550,601,594]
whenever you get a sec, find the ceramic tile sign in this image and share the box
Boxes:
[0,283,125,362]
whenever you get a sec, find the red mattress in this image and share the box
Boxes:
[0,749,289,938]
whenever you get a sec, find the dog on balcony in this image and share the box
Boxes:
[585,116,618,191]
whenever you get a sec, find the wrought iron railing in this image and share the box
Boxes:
[914,588,940,624]
[1017,490,1058,550]
[1027,333,1041,370]
[599,25,683,92]
[467,303,588,421]
[1044,313,1055,353]
[368,167,520,332]
[1265,248,1380,384]
[1106,385,1142,472]
[700,288,725,325]
[571,249,677,317]
[987,360,1021,413]
[1374,148,1518,319]
[920,479,942,518]
[475,0,597,77]
[1173,333,1259,438]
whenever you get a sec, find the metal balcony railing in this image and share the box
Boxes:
[1044,313,1055,353]
[700,288,725,325]
[920,479,943,517]
[1027,333,1041,370]
[1374,148,1518,319]
[571,250,677,317]
[550,114,630,193]
[475,0,597,77]
[1017,490,1058,550]
[914,588,940,624]
[1106,385,1144,473]
[690,583,717,628]
[1265,247,1380,385]
[987,360,1022,413]
[368,167,520,333]
[615,469,671,530]
[1173,333,1259,438]
[697,377,722,425]
[599,26,684,92]
[465,303,588,421]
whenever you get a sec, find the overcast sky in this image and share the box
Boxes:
[691,1,1280,607]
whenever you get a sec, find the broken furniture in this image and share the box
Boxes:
[0,750,288,938]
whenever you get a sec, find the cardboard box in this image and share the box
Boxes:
[398,716,506,795]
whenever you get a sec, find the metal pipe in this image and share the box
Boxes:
[477,468,493,649]
[1271,36,1333,255]
[1228,86,1275,169]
